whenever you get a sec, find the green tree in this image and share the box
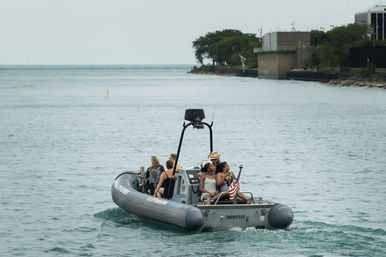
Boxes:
[310,30,327,47]
[309,23,369,68]
[192,29,260,67]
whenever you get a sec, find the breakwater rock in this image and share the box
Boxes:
[189,66,258,77]
[328,75,386,89]
[328,73,386,89]
[328,79,386,88]
[288,70,386,89]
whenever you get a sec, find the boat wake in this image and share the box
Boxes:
[94,208,144,225]
[94,208,193,234]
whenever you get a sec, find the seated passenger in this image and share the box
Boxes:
[169,153,182,171]
[208,152,221,167]
[216,162,252,204]
[215,162,230,199]
[154,160,178,199]
[142,156,165,195]
[198,160,211,177]
[200,163,219,204]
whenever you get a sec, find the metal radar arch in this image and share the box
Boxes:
[172,109,213,176]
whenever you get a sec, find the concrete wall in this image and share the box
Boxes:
[258,52,279,79]
[350,67,386,74]
[258,31,311,79]
[277,32,310,50]
[287,70,338,82]
[296,48,313,68]
[258,52,296,79]
[262,32,310,52]
[278,52,297,78]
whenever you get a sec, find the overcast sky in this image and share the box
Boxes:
[0,0,381,65]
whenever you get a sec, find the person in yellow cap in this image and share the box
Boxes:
[208,152,221,166]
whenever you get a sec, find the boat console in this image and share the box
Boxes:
[172,168,201,205]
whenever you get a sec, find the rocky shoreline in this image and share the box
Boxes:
[287,70,386,89]
[190,67,386,89]
[188,70,237,76]
[327,75,386,89]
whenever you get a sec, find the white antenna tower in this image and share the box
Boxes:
[291,22,296,32]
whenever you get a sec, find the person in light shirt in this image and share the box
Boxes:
[199,163,219,204]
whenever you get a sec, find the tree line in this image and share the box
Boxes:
[309,23,385,68]
[192,24,386,70]
[192,29,260,68]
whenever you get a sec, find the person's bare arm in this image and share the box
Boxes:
[154,173,165,196]
[216,172,225,187]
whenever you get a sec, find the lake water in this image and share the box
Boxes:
[1,65,385,256]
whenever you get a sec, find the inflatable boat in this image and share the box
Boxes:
[112,109,294,232]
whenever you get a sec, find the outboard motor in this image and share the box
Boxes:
[267,204,294,229]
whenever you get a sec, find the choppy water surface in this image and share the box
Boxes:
[1,65,385,256]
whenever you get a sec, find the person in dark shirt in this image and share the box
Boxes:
[154,160,178,199]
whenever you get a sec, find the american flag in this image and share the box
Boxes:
[228,169,242,201]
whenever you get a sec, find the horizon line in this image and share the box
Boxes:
[0,63,195,66]
[0,64,196,70]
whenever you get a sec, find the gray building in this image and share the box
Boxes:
[355,5,386,40]
[254,32,311,79]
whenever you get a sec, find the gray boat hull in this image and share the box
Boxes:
[112,172,203,231]
[112,171,293,232]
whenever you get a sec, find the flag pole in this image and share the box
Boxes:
[233,165,243,204]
